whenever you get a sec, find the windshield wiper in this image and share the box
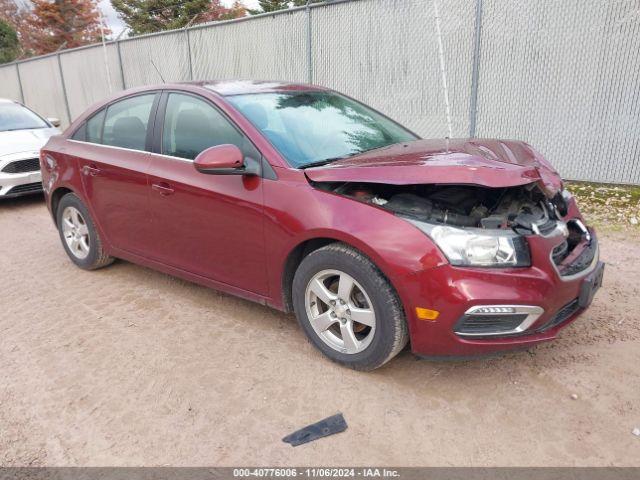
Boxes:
[300,144,401,169]
[301,156,351,169]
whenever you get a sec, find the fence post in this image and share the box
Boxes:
[15,62,25,104]
[306,1,313,84]
[56,53,72,125]
[468,0,483,138]
[116,39,126,89]
[185,28,194,81]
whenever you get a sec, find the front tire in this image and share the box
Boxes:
[292,243,408,370]
[56,193,113,270]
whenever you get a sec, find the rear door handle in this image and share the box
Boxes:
[151,182,175,196]
[82,165,100,177]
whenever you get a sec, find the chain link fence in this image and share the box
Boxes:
[0,0,638,184]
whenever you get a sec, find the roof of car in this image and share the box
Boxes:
[184,80,330,96]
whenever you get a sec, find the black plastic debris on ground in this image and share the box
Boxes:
[282,413,348,447]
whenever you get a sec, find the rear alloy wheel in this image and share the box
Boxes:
[61,206,90,260]
[293,243,408,370]
[56,193,113,270]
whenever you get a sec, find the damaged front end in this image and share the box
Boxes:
[312,179,603,344]
[303,139,602,351]
[314,181,582,269]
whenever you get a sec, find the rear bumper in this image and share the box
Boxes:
[0,170,43,197]
[400,229,601,357]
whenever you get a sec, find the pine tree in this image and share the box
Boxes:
[0,18,19,63]
[112,0,243,35]
[254,0,289,13]
[290,0,323,6]
[24,0,108,55]
[249,0,323,14]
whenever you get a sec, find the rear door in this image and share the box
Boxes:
[145,91,268,295]
[73,93,159,255]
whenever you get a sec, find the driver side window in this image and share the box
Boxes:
[162,93,253,161]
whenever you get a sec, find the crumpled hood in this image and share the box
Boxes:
[0,128,59,158]
[304,139,563,196]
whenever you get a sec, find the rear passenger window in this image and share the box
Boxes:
[162,93,246,160]
[103,94,155,151]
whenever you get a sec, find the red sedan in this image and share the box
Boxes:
[40,81,603,370]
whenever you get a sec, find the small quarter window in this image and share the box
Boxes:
[71,123,86,141]
[86,109,106,144]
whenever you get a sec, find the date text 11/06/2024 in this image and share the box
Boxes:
[233,468,401,478]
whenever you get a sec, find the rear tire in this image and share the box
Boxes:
[292,242,408,371]
[56,193,114,270]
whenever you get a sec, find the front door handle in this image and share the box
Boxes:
[151,182,175,196]
[82,165,100,177]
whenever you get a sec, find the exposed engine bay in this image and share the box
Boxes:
[317,181,570,235]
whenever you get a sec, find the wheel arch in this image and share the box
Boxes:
[50,186,75,225]
[280,233,398,314]
[281,237,337,313]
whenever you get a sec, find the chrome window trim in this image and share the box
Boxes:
[455,305,544,337]
[67,139,193,163]
[151,152,195,163]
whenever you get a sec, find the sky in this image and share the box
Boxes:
[99,0,261,37]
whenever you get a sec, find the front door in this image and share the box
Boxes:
[146,92,268,296]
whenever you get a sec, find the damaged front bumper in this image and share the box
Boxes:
[399,225,603,357]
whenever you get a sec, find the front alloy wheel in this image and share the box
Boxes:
[305,269,376,354]
[293,243,408,370]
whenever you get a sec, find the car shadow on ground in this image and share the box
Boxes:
[0,192,45,208]
[103,254,543,381]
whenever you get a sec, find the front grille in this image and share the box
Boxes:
[5,182,43,195]
[1,158,40,174]
[559,237,598,276]
[537,299,581,332]
[455,314,529,336]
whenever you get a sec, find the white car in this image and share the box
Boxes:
[0,99,60,198]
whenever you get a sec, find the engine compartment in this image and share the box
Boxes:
[317,181,570,235]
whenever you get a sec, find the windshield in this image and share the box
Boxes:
[227,91,418,168]
[0,102,49,132]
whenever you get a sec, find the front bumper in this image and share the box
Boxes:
[400,227,602,357]
[0,169,43,198]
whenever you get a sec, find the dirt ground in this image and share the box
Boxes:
[1,195,639,467]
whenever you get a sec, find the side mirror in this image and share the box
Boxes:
[47,117,61,128]
[194,144,258,176]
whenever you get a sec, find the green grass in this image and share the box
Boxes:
[565,181,640,231]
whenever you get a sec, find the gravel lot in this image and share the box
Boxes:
[1,195,639,467]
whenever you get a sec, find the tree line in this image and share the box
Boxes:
[0,0,324,64]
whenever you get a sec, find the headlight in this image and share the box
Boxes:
[405,218,531,267]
